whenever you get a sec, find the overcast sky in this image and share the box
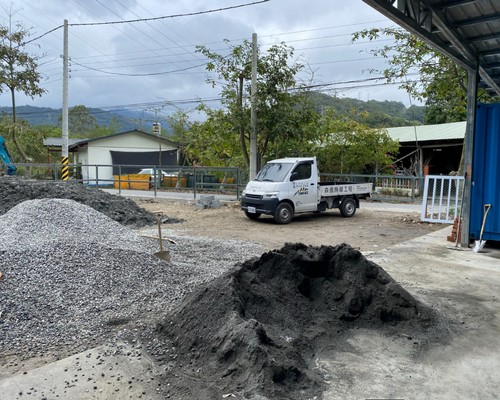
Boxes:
[0,0,409,119]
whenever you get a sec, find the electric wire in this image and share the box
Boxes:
[22,1,270,45]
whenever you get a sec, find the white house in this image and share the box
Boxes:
[69,129,178,185]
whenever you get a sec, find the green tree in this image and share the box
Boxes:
[66,105,97,136]
[0,17,46,161]
[351,27,495,124]
[196,39,316,167]
[59,105,122,138]
[182,106,243,167]
[166,110,191,166]
[0,114,55,164]
[314,109,399,174]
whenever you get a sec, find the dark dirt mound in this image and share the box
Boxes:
[0,176,181,227]
[155,243,437,400]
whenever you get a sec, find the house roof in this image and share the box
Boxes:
[385,121,466,143]
[68,129,178,150]
[363,0,500,96]
[43,137,85,147]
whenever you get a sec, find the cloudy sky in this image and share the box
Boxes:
[0,0,407,119]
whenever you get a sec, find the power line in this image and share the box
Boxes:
[6,75,418,120]
[70,59,210,76]
[22,1,270,45]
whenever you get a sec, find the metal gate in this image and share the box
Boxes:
[421,175,464,224]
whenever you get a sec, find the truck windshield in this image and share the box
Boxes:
[254,162,293,182]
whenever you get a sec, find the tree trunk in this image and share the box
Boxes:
[9,88,31,162]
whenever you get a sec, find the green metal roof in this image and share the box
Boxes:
[385,121,466,143]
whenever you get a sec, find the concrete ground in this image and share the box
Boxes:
[320,227,500,400]
[0,343,164,400]
[1,224,498,399]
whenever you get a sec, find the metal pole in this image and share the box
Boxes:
[61,20,69,181]
[249,33,258,180]
[460,67,478,247]
[118,165,122,195]
[193,166,197,200]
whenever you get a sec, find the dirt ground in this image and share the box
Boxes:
[135,198,443,253]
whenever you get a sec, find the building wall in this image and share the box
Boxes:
[75,132,177,185]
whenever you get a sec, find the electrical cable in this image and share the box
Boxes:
[22,1,270,45]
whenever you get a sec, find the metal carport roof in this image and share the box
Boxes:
[386,120,466,142]
[362,0,500,96]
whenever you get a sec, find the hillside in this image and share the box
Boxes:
[0,105,145,132]
[307,93,425,127]
[1,96,425,133]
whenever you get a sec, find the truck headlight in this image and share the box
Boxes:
[263,192,279,199]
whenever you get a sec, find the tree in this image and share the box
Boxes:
[0,16,46,161]
[66,105,97,136]
[313,108,399,174]
[0,114,55,164]
[196,39,316,167]
[58,105,124,138]
[166,110,192,166]
[351,27,495,124]
[182,106,243,167]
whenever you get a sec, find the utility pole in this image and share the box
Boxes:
[61,19,69,181]
[249,33,258,180]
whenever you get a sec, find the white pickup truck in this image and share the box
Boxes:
[241,157,371,224]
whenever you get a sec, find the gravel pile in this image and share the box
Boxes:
[0,198,261,363]
[0,176,176,227]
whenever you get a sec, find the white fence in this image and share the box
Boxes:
[421,175,464,224]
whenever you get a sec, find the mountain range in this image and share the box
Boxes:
[0,96,425,133]
[0,105,148,132]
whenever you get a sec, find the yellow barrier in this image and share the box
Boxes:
[128,174,151,190]
[113,175,130,189]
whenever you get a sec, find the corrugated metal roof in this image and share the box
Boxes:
[43,138,85,147]
[363,0,500,96]
[385,121,466,143]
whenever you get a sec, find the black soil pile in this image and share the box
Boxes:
[155,243,438,400]
[0,176,180,227]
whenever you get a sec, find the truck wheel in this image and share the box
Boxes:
[245,211,261,220]
[340,198,356,217]
[274,202,293,224]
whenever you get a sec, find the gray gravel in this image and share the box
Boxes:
[0,198,262,363]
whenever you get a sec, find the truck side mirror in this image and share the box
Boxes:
[290,172,299,181]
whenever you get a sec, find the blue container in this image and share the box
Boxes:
[471,104,500,241]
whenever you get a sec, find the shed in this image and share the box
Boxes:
[385,121,466,175]
[43,137,85,165]
[69,130,178,185]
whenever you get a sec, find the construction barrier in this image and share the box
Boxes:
[128,174,150,190]
[161,176,187,187]
[113,175,130,189]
